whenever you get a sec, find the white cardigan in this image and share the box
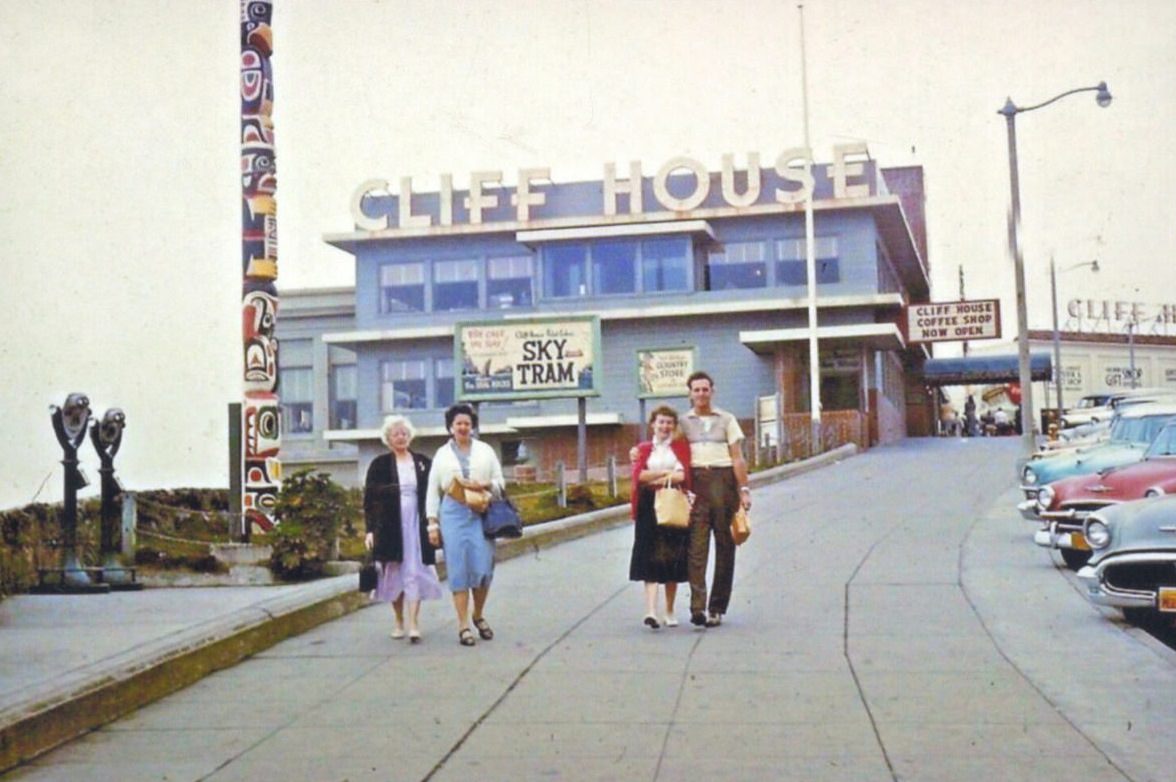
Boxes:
[425,438,505,520]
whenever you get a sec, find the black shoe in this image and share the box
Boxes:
[643,615,660,629]
[690,612,707,627]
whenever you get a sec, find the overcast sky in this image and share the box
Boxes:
[2,0,1173,510]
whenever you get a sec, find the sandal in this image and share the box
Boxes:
[472,617,494,641]
[458,628,476,647]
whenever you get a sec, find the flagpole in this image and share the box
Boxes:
[799,2,821,455]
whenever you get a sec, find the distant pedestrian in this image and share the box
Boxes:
[426,403,505,647]
[629,405,693,629]
[364,415,442,644]
[964,394,978,437]
[679,371,751,628]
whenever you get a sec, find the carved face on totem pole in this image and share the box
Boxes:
[243,287,278,392]
[240,1,273,55]
[243,394,280,532]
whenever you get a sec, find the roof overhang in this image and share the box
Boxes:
[739,323,906,354]
[322,293,905,346]
[517,220,714,246]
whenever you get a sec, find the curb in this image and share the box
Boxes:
[0,443,856,772]
[0,578,366,773]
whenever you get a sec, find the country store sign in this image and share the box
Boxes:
[349,144,877,232]
[457,317,601,401]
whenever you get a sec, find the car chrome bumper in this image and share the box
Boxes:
[1018,499,1042,521]
[1076,552,1176,609]
[1019,485,1040,502]
[1032,521,1087,551]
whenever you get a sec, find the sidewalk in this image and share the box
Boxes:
[0,445,857,773]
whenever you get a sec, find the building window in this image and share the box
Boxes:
[707,241,767,290]
[591,240,637,295]
[876,241,899,293]
[435,357,455,409]
[381,359,427,411]
[328,346,357,430]
[641,238,690,292]
[487,255,534,308]
[433,259,479,311]
[279,339,313,434]
[776,237,840,286]
[380,263,425,313]
[544,243,588,298]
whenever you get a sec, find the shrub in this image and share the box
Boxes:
[268,470,360,581]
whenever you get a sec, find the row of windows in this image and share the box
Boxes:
[280,343,357,434]
[378,236,842,314]
[280,355,463,435]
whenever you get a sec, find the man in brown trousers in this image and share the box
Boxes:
[678,371,751,628]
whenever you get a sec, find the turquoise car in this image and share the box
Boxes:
[1018,404,1176,519]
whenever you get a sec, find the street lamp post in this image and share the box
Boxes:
[1050,257,1099,413]
[999,81,1112,454]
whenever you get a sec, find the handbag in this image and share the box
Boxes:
[654,475,691,529]
[447,442,492,514]
[358,558,378,592]
[448,477,492,514]
[731,506,751,546]
[482,492,524,539]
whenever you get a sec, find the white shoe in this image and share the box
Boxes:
[390,627,406,640]
[663,614,679,627]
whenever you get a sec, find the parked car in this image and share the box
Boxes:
[1076,494,1176,624]
[1060,388,1172,429]
[1033,422,1176,569]
[1018,403,1176,513]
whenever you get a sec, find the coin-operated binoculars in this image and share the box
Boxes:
[50,393,99,589]
[90,408,141,590]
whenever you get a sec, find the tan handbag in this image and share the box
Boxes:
[731,506,751,545]
[654,475,691,529]
[448,476,492,514]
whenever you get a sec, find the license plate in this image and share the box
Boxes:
[1159,588,1176,612]
[1067,533,1091,551]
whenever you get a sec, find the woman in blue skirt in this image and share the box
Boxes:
[425,403,505,647]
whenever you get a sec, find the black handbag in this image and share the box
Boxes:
[482,493,524,539]
[359,558,378,592]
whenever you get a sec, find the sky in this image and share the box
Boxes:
[2,0,1174,510]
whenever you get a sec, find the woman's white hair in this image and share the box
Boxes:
[379,414,416,448]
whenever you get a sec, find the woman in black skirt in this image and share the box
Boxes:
[628,405,693,629]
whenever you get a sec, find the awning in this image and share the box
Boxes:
[739,323,906,353]
[922,353,1052,386]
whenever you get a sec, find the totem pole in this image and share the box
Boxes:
[241,0,281,533]
[90,408,139,589]
[49,393,93,587]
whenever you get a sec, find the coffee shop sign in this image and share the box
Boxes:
[350,144,874,231]
[1066,299,1176,335]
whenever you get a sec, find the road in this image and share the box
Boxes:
[6,437,1175,782]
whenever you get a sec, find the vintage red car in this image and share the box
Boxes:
[1034,422,1176,569]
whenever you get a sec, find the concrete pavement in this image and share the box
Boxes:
[3,438,1175,781]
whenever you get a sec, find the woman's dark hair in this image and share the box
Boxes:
[686,371,714,390]
[648,405,679,425]
[445,403,479,431]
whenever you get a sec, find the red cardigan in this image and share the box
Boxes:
[630,437,693,519]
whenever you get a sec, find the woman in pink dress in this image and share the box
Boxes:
[363,415,443,642]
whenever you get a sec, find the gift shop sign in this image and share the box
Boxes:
[906,299,1001,344]
[457,316,601,402]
